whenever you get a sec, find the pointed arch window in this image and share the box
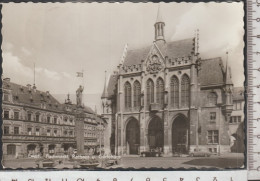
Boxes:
[156,78,164,105]
[170,76,179,108]
[133,81,141,108]
[146,79,154,105]
[124,82,132,110]
[181,74,190,107]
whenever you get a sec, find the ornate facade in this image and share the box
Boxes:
[101,8,237,156]
[2,78,106,158]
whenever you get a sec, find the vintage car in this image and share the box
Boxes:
[189,150,211,157]
[36,158,55,168]
[78,159,99,169]
[140,148,162,157]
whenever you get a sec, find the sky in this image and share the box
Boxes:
[2,2,244,113]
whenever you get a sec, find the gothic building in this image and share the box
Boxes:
[101,8,235,155]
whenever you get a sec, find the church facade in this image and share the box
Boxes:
[101,9,234,156]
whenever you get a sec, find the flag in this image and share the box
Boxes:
[76,72,83,77]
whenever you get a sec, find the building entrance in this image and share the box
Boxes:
[126,118,140,154]
[148,117,163,151]
[172,115,189,154]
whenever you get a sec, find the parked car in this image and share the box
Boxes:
[36,158,55,168]
[141,148,162,157]
[189,150,211,157]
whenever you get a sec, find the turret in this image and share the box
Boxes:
[223,52,233,118]
[154,5,165,43]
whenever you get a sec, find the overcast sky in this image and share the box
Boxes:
[2,2,244,113]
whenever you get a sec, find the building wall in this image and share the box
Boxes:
[2,80,107,158]
[102,62,232,155]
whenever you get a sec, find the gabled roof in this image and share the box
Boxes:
[198,57,225,86]
[123,38,194,66]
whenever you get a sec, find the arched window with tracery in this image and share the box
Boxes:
[156,78,164,105]
[133,81,141,108]
[124,82,132,110]
[181,74,190,107]
[146,79,154,106]
[170,76,179,108]
[208,92,218,106]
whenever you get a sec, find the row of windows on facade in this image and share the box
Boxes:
[84,124,105,131]
[85,132,104,137]
[84,118,98,124]
[3,126,74,137]
[124,75,219,109]
[3,110,74,125]
[84,132,97,138]
[229,116,242,124]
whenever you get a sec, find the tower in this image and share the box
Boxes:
[154,5,165,43]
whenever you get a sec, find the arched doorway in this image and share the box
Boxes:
[148,117,164,151]
[126,118,140,154]
[172,115,189,154]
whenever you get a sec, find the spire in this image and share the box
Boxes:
[156,4,163,23]
[225,52,233,85]
[154,4,165,42]
[101,71,108,99]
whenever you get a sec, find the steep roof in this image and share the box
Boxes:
[3,79,95,114]
[3,80,61,111]
[123,38,194,66]
[107,74,118,98]
[198,57,225,86]
[233,87,244,101]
